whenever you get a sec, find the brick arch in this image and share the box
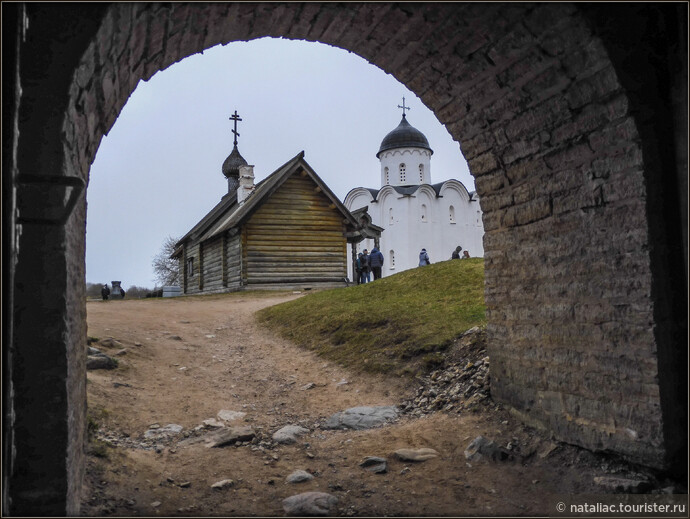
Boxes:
[6,3,686,514]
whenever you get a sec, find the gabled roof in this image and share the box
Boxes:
[172,191,239,256]
[197,151,361,243]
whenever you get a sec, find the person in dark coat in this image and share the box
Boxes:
[356,253,363,284]
[451,246,462,259]
[369,247,384,280]
[101,284,110,301]
[418,248,431,266]
[360,249,371,283]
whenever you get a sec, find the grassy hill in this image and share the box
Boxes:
[257,258,486,377]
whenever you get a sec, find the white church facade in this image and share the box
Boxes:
[343,104,484,277]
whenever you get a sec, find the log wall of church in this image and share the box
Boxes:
[183,243,201,295]
[184,232,243,294]
[244,173,347,285]
[225,232,242,290]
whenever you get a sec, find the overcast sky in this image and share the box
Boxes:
[86,37,474,288]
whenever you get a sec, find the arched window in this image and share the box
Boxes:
[421,204,427,222]
[399,163,406,183]
[389,207,394,225]
[419,164,424,182]
[389,250,395,269]
[384,167,390,185]
[449,205,456,223]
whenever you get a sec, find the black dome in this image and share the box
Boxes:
[376,115,433,158]
[222,145,248,178]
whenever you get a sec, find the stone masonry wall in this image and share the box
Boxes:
[59,2,674,468]
[10,8,682,514]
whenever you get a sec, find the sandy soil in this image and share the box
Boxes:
[80,292,648,517]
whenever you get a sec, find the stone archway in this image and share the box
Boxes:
[5,3,687,514]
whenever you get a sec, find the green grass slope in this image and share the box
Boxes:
[257,258,485,377]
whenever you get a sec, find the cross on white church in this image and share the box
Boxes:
[343,99,485,277]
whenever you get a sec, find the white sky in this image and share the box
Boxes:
[86,37,474,288]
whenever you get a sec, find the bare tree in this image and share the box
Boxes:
[152,235,181,286]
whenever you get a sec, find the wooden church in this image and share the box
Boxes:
[172,112,380,293]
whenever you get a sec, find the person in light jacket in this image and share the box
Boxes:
[418,248,430,266]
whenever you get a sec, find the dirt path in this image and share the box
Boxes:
[81,293,630,516]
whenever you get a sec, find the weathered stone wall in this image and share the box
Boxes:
[6,3,686,514]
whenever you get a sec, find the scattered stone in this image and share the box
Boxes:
[323,406,398,430]
[394,448,439,462]
[86,355,117,370]
[205,334,216,338]
[168,335,183,341]
[211,479,235,490]
[87,346,102,355]
[100,338,122,348]
[594,476,652,494]
[273,425,310,444]
[202,418,225,428]
[282,492,338,516]
[205,426,256,448]
[112,382,132,388]
[300,382,316,391]
[151,501,161,508]
[400,327,490,417]
[144,424,183,439]
[217,410,246,422]
[134,342,142,347]
[287,470,315,484]
[114,349,127,356]
[178,481,191,488]
[359,456,387,474]
[335,379,349,387]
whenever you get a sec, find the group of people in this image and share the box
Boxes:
[451,245,470,260]
[356,244,471,282]
[355,247,384,284]
[418,245,470,267]
[101,283,125,301]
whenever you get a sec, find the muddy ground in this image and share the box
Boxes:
[81,293,673,517]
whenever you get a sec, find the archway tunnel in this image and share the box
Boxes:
[3,3,687,514]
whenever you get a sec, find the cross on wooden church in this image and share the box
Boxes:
[398,97,411,117]
[229,110,242,146]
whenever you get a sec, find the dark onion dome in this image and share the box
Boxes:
[376,115,433,158]
[222,145,248,178]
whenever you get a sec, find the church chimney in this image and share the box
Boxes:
[237,164,255,205]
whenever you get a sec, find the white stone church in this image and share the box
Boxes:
[343,104,484,277]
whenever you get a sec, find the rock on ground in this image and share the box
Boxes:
[287,470,315,483]
[205,426,256,448]
[322,406,399,430]
[273,425,309,444]
[282,492,338,516]
[144,424,183,439]
[86,354,117,370]
[211,479,234,490]
[217,409,246,422]
[464,435,510,462]
[394,448,439,462]
[359,456,388,473]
